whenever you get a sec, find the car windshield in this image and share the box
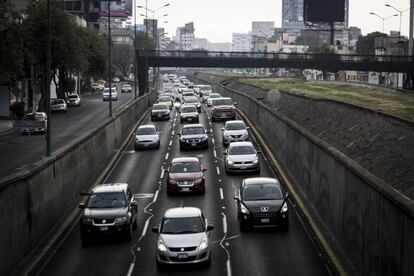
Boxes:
[185,98,198,103]
[51,99,64,104]
[226,122,246,130]
[67,95,79,99]
[104,88,115,93]
[213,99,233,106]
[122,85,130,88]
[170,162,201,173]
[137,127,156,135]
[153,104,168,111]
[242,184,283,201]
[181,106,197,113]
[24,114,44,121]
[209,94,220,98]
[182,127,204,135]
[228,145,256,155]
[87,192,127,208]
[160,217,204,234]
[201,86,211,91]
[159,97,170,102]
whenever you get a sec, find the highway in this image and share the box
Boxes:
[39,89,331,276]
[0,83,135,179]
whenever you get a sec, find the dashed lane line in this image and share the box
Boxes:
[169,140,172,146]
[220,188,224,200]
[165,152,169,160]
[216,166,220,176]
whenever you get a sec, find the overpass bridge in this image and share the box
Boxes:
[136,50,414,94]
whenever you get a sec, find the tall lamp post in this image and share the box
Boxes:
[46,0,51,156]
[107,1,112,117]
[369,12,398,33]
[385,4,406,35]
[134,0,137,99]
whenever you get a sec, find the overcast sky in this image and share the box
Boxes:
[134,0,411,42]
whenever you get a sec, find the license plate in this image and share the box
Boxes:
[241,166,247,170]
[188,118,192,121]
[100,226,109,231]
[177,253,188,259]
[191,143,197,147]
[261,218,269,223]
[181,188,190,192]
[158,114,162,117]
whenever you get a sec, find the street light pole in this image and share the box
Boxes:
[410,0,414,56]
[134,0,137,99]
[46,0,51,156]
[369,12,398,33]
[385,4,403,34]
[108,1,112,117]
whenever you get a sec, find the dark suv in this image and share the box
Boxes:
[179,124,209,150]
[79,183,138,244]
[234,177,289,231]
[211,97,237,122]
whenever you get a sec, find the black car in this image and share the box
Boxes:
[179,124,209,150]
[79,183,138,244]
[234,177,289,232]
[151,103,171,121]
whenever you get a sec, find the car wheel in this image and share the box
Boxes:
[156,259,165,270]
[180,119,183,123]
[204,143,209,150]
[212,117,216,122]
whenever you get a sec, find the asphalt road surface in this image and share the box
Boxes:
[0,83,135,179]
[39,96,331,276]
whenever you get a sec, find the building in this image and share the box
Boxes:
[144,19,158,39]
[175,22,195,50]
[232,33,252,52]
[63,0,101,30]
[251,21,275,38]
[192,38,209,50]
[207,43,232,52]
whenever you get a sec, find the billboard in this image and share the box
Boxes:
[101,1,132,18]
[304,0,345,23]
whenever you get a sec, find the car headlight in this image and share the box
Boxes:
[194,177,203,184]
[201,135,208,141]
[253,157,259,164]
[242,132,249,138]
[227,159,233,165]
[169,179,177,184]
[240,203,250,214]
[281,202,288,213]
[115,216,127,223]
[157,240,167,252]
[82,217,93,224]
[198,238,208,251]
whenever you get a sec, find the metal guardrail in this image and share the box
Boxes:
[138,50,414,64]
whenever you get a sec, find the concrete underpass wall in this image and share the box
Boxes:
[194,72,414,275]
[0,91,156,276]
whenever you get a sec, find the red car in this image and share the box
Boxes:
[166,157,207,195]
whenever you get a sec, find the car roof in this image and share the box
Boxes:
[182,124,204,129]
[228,141,253,147]
[164,207,202,218]
[171,157,200,163]
[243,177,280,187]
[92,183,128,193]
[138,124,156,129]
[181,104,197,108]
[153,103,167,108]
[225,120,244,125]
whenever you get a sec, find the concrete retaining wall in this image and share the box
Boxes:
[0,91,156,276]
[194,72,414,276]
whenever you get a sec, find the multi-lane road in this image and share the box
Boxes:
[0,83,134,178]
[39,92,331,276]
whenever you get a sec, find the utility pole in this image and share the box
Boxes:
[46,0,51,156]
[108,1,112,117]
[134,0,137,99]
[409,0,414,56]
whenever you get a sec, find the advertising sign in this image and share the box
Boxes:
[101,0,132,18]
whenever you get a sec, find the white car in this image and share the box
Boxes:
[66,94,81,106]
[206,93,221,106]
[121,84,132,93]
[51,99,68,113]
[102,87,117,101]
[221,120,249,146]
[180,104,199,123]
[20,112,47,135]
[135,125,160,150]
[201,91,211,103]
[224,142,260,174]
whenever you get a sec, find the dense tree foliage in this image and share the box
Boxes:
[356,32,388,55]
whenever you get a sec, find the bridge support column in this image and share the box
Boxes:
[137,56,148,97]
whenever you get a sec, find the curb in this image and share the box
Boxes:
[11,109,151,276]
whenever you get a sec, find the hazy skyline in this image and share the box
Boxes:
[134,0,411,42]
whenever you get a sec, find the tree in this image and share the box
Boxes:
[112,44,133,77]
[0,0,25,84]
[356,32,388,55]
[308,43,336,54]
[136,31,155,50]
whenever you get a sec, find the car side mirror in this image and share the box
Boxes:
[79,191,90,196]
[223,152,227,155]
[205,131,210,134]
[202,168,207,172]
[164,168,169,173]
[131,201,137,207]
[177,133,181,136]
[78,203,85,209]
[220,128,224,131]
[206,225,214,231]
[152,226,159,233]
[246,127,250,130]
[157,131,162,134]
[234,102,238,105]
[233,195,239,200]
[257,151,262,154]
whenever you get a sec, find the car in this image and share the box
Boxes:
[162,92,175,100]
[151,103,171,121]
[183,97,202,113]
[50,98,68,113]
[91,82,104,92]
[211,97,237,121]
[206,93,221,107]
[233,177,289,231]
[165,157,207,194]
[66,94,81,106]
[157,95,173,109]
[199,85,212,98]
[102,87,117,101]
[112,77,120,82]
[187,82,195,89]
[179,124,209,150]
[135,125,160,150]
[178,84,188,94]
[20,112,47,135]
[79,183,138,243]
[193,85,202,95]
[152,207,214,266]
[181,90,195,100]
[180,104,199,123]
[224,142,260,174]
[201,91,211,103]
[121,84,132,93]
[221,120,249,146]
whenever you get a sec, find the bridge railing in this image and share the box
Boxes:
[138,50,414,64]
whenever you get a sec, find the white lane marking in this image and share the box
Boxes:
[169,140,172,146]
[222,213,228,234]
[220,188,224,200]
[209,122,212,126]
[226,260,233,276]
[210,128,213,133]
[141,219,149,237]
[216,166,220,175]
[126,263,135,276]
[214,150,217,158]
[212,138,215,144]
[160,169,164,179]
[172,130,175,135]
[153,190,159,203]
[165,153,169,160]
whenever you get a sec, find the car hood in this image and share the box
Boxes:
[84,207,127,218]
[160,232,206,248]
[181,134,206,140]
[152,109,169,114]
[228,154,257,162]
[169,172,202,181]
[243,199,284,213]
[213,105,233,110]
[136,134,158,141]
[224,130,247,136]
[181,112,198,117]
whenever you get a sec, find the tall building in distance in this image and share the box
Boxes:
[252,21,275,38]
[175,22,195,50]
[232,33,253,52]
[63,0,101,30]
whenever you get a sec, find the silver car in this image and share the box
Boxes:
[224,142,260,174]
[206,93,221,107]
[180,104,199,123]
[221,120,249,146]
[66,94,81,106]
[51,99,68,112]
[152,207,214,266]
[134,125,160,150]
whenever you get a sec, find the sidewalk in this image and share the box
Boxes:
[0,120,14,135]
